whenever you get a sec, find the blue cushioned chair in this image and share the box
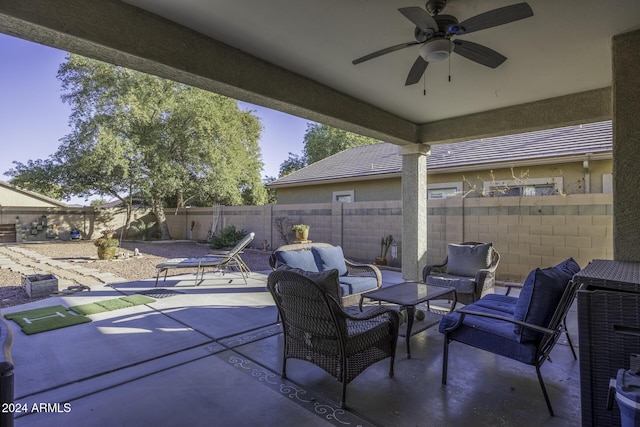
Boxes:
[270,242,382,306]
[439,258,580,416]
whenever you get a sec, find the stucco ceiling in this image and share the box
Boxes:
[123,0,640,125]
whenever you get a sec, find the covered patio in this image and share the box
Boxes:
[3,268,580,426]
[1,0,639,425]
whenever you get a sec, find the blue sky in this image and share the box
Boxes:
[0,34,310,201]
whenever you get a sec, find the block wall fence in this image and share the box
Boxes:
[0,193,612,283]
[169,193,613,283]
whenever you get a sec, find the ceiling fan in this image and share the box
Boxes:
[352,0,534,86]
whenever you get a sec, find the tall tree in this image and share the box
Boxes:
[6,54,267,238]
[278,153,307,177]
[277,123,379,177]
[303,123,380,164]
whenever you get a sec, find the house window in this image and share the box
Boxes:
[602,174,613,193]
[427,182,462,199]
[483,177,563,197]
[333,190,354,203]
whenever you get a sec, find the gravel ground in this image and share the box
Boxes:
[0,241,273,308]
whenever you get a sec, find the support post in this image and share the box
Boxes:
[399,144,430,280]
[612,28,640,261]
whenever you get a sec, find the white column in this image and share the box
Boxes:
[399,144,430,280]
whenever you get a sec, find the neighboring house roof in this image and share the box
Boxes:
[268,121,612,188]
[0,180,68,207]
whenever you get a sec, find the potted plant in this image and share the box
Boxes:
[94,229,119,260]
[292,224,310,241]
[375,235,394,265]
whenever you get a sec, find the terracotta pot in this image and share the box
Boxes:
[97,247,117,260]
[375,257,387,266]
[295,229,309,241]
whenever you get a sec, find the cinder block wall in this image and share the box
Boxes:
[0,193,611,283]
[426,194,612,281]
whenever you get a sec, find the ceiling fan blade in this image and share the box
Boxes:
[405,56,429,86]
[352,41,421,65]
[398,7,438,33]
[453,40,506,68]
[453,2,533,35]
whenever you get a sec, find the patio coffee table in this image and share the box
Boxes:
[359,282,456,358]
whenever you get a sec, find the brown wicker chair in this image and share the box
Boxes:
[267,268,399,408]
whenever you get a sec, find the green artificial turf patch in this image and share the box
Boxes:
[5,305,92,335]
[70,295,155,316]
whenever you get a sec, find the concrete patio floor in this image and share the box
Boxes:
[2,268,581,426]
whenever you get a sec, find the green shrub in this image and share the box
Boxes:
[130,219,159,241]
[210,225,247,249]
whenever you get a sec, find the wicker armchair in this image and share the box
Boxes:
[423,241,500,305]
[267,268,399,408]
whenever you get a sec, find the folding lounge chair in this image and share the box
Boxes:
[155,232,255,286]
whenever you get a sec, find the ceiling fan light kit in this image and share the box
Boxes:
[352,1,534,87]
[419,39,451,62]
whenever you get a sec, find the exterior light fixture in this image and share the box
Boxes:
[419,39,451,62]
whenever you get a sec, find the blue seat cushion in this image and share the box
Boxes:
[447,242,493,277]
[473,294,518,315]
[338,276,378,295]
[439,304,536,365]
[425,273,475,295]
[312,246,348,276]
[275,250,319,272]
[439,302,538,365]
[513,266,572,342]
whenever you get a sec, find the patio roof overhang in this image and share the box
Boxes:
[0,0,628,145]
[1,0,639,271]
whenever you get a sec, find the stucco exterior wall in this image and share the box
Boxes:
[0,186,62,207]
[274,159,612,203]
[0,206,151,242]
[275,177,401,204]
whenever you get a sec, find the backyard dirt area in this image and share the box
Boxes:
[0,241,273,308]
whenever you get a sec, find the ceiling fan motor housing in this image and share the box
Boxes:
[426,0,447,15]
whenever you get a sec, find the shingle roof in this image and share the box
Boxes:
[270,121,612,187]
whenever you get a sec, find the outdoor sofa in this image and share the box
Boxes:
[269,242,382,306]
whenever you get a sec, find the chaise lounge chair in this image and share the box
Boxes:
[155,232,255,286]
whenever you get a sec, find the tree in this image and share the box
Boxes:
[6,54,267,238]
[277,123,379,177]
[278,153,307,177]
[303,123,379,164]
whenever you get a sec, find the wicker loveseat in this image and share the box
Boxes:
[269,242,382,306]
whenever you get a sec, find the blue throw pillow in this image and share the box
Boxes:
[281,267,341,303]
[447,243,493,277]
[275,250,319,272]
[513,266,572,342]
[312,246,348,276]
[554,257,581,276]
